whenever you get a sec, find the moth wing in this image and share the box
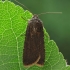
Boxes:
[23,25,40,67]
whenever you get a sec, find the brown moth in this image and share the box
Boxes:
[23,14,45,67]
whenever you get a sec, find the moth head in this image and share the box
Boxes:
[28,14,43,33]
[29,14,42,23]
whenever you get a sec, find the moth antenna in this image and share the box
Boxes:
[38,12,62,16]
[15,0,62,16]
[15,0,32,14]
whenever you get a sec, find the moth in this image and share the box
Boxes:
[15,0,62,67]
[23,14,45,67]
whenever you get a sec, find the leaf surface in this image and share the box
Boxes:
[0,0,69,70]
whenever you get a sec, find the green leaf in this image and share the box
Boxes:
[0,0,69,70]
[64,65,70,70]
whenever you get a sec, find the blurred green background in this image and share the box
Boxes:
[12,0,70,64]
